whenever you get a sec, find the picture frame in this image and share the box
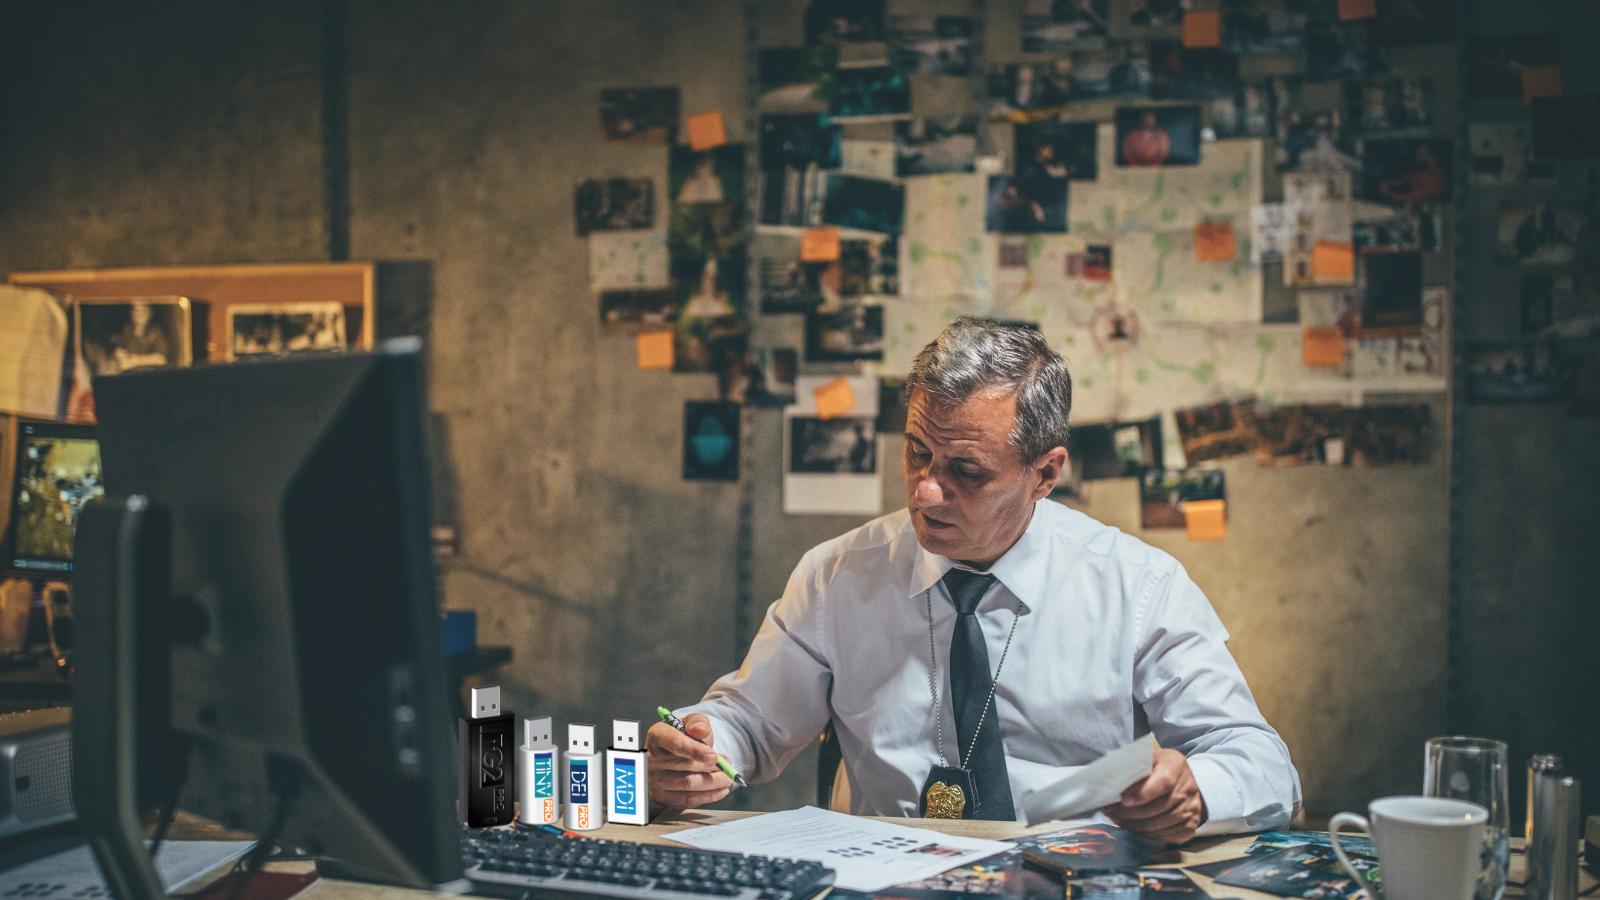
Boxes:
[226,302,347,361]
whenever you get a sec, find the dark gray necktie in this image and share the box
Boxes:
[942,568,1015,821]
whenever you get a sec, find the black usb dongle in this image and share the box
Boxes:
[459,685,516,827]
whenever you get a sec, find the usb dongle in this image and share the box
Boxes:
[459,685,515,827]
[606,719,649,825]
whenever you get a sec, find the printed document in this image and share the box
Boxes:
[1018,733,1157,825]
[665,806,1012,892]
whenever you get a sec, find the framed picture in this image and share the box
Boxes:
[226,303,347,361]
[76,297,195,377]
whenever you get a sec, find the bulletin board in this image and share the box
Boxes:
[7,262,376,363]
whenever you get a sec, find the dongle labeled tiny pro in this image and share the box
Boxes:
[459,685,515,827]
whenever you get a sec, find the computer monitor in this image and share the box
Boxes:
[5,421,103,575]
[71,341,465,900]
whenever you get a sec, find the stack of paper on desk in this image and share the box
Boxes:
[665,806,1013,892]
[1018,733,1157,826]
[0,837,255,895]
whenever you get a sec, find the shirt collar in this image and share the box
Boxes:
[906,499,1049,615]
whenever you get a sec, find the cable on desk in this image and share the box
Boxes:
[149,733,196,860]
[219,754,305,900]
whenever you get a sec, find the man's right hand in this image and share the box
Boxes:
[646,713,733,808]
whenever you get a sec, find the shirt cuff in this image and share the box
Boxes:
[1188,755,1245,837]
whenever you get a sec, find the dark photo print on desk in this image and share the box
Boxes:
[683,401,740,481]
[789,417,876,474]
[1114,106,1200,167]
[986,176,1069,234]
[805,305,884,361]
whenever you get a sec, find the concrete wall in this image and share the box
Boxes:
[0,0,1587,823]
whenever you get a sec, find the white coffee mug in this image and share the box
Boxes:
[1329,796,1489,900]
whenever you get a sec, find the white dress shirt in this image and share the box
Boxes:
[679,498,1301,835]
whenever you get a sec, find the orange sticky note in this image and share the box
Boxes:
[1194,221,1236,261]
[814,377,855,420]
[1337,0,1376,19]
[1521,65,1562,105]
[637,330,674,369]
[1184,499,1227,542]
[801,228,842,262]
[685,111,728,151]
[1181,11,1223,48]
[1302,327,1345,367]
[1312,240,1355,282]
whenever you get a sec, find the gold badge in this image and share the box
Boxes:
[924,781,966,819]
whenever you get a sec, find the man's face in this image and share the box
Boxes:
[902,386,1065,568]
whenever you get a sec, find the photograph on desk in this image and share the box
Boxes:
[1139,467,1225,530]
[225,303,346,361]
[1066,870,1208,900]
[1213,842,1374,900]
[76,297,194,377]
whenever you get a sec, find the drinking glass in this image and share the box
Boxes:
[1424,736,1509,900]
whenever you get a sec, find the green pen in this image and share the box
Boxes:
[656,706,749,788]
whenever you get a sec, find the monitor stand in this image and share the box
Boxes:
[72,495,173,900]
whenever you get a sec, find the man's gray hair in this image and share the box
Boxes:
[906,317,1072,463]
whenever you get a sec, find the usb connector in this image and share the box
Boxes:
[469,686,501,719]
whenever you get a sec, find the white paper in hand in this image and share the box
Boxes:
[1018,733,1157,826]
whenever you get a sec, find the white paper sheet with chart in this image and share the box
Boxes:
[1018,733,1157,826]
[664,806,1012,892]
[0,838,255,898]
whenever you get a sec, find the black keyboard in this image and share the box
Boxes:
[461,826,837,900]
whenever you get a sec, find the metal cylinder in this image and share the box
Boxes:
[1529,773,1580,900]
[1528,754,1562,838]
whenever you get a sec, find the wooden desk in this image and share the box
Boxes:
[167,809,1595,900]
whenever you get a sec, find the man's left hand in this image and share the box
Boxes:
[1101,748,1207,844]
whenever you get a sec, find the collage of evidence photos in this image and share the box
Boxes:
[574,0,1599,538]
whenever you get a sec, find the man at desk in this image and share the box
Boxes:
[647,318,1300,843]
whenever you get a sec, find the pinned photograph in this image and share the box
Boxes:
[986,176,1069,233]
[574,178,654,235]
[822,175,905,234]
[674,316,748,374]
[670,146,748,325]
[805,305,885,361]
[1468,34,1559,98]
[1139,468,1225,530]
[1221,7,1308,55]
[1070,417,1162,480]
[1360,252,1423,333]
[1469,123,1556,186]
[1212,77,1296,139]
[804,0,886,45]
[1465,342,1562,404]
[1121,0,1185,37]
[683,401,740,481]
[599,288,677,331]
[227,303,346,360]
[887,15,973,76]
[1149,43,1239,100]
[760,255,832,314]
[1304,23,1386,82]
[599,88,678,145]
[670,145,744,206]
[1083,245,1112,280]
[1344,77,1430,136]
[739,347,799,408]
[1345,404,1432,466]
[987,62,1076,118]
[1022,0,1110,53]
[1114,106,1201,167]
[1253,404,1354,467]
[1175,396,1259,463]
[1372,0,1453,45]
[1069,45,1153,101]
[1497,204,1586,266]
[894,115,978,176]
[77,297,193,377]
[1353,203,1441,254]
[790,417,877,474]
[1358,139,1452,206]
[1531,95,1600,159]
[1015,121,1098,181]
[1276,110,1359,171]
[830,66,911,120]
[758,46,837,112]
[760,114,841,172]
[840,236,898,297]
